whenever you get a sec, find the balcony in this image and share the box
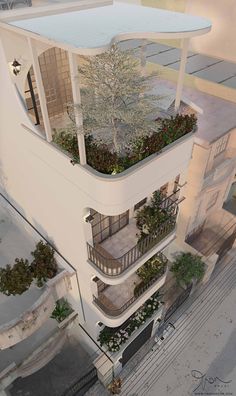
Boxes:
[87,194,178,277]
[93,252,168,326]
[0,197,74,349]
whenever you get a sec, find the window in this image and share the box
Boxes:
[90,209,129,244]
[134,198,147,211]
[206,191,219,210]
[214,135,228,157]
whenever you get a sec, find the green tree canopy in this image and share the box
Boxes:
[171,252,205,286]
[68,45,162,153]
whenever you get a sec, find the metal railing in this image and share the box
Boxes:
[87,200,178,276]
[93,253,168,317]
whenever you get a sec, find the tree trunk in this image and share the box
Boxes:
[111,117,119,153]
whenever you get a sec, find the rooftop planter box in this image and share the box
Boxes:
[53,114,197,176]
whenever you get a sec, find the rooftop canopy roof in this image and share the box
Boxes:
[8,2,211,55]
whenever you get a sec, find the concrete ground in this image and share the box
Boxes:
[8,333,96,396]
[119,250,236,396]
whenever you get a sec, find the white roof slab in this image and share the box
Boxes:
[7,2,211,54]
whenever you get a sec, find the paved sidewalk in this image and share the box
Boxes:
[120,251,236,396]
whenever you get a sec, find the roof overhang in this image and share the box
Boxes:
[1,1,212,55]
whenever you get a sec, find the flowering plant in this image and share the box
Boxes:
[98,292,161,352]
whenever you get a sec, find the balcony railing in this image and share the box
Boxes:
[93,253,168,317]
[87,198,178,276]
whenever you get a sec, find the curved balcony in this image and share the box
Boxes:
[0,270,72,350]
[87,216,177,277]
[93,252,168,327]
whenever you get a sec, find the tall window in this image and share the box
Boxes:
[90,209,129,244]
[214,135,228,157]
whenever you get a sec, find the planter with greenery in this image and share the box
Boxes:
[0,259,33,296]
[98,292,161,352]
[135,191,176,252]
[53,112,197,175]
[134,254,167,296]
[50,298,73,323]
[170,252,205,286]
[31,240,58,288]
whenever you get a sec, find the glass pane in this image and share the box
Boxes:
[120,216,128,228]
[101,227,110,241]
[111,222,120,234]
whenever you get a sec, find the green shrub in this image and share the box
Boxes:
[136,255,166,284]
[51,299,73,323]
[136,191,173,236]
[31,240,57,287]
[53,114,197,175]
[171,252,205,286]
[53,127,79,162]
[0,259,33,296]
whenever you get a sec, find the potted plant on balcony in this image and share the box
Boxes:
[51,299,73,323]
[0,258,33,295]
[134,254,167,296]
[136,191,175,252]
[170,252,205,288]
[31,240,58,287]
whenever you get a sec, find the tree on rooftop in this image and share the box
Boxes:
[68,44,161,153]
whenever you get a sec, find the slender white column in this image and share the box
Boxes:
[27,38,52,142]
[140,39,148,76]
[175,38,189,112]
[68,51,87,165]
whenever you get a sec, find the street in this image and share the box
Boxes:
[120,251,236,396]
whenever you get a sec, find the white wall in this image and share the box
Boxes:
[186,0,236,62]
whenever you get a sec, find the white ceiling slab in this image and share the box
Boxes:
[7,2,211,54]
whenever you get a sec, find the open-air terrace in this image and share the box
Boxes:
[94,251,168,318]
[88,192,178,276]
[0,196,72,349]
[0,201,45,327]
[0,1,210,176]
[187,209,236,257]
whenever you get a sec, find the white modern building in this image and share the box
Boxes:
[0,1,212,392]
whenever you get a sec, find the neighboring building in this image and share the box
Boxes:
[0,1,214,393]
[176,87,236,281]
[0,195,85,394]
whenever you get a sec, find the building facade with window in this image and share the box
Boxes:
[176,89,236,280]
[0,1,214,392]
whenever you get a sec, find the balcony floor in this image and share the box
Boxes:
[188,209,236,256]
[101,218,139,258]
[100,273,140,309]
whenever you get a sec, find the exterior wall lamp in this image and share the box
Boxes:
[85,214,94,223]
[11,59,21,76]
